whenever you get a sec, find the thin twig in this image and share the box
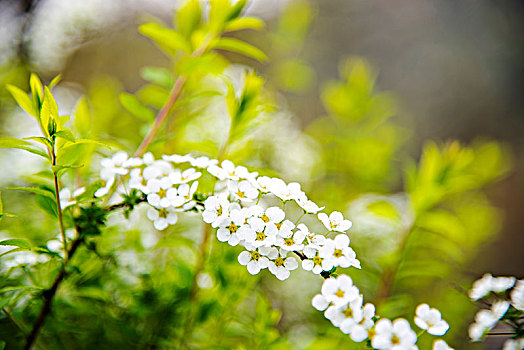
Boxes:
[51,145,68,259]
[2,307,27,335]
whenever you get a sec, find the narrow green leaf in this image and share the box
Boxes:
[35,194,57,218]
[176,0,201,38]
[6,84,37,117]
[139,66,173,89]
[48,74,62,90]
[0,239,31,250]
[0,247,29,258]
[119,92,155,122]
[55,129,76,143]
[0,137,32,148]
[24,136,53,150]
[7,187,55,200]
[29,73,43,110]
[213,37,268,62]
[224,17,264,32]
[19,146,50,160]
[73,97,92,137]
[0,191,3,216]
[51,164,84,177]
[0,286,42,293]
[139,22,192,55]
[227,0,247,21]
[40,86,59,137]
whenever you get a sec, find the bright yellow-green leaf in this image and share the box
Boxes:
[55,129,76,143]
[40,86,59,137]
[7,186,55,200]
[213,37,267,62]
[224,17,265,32]
[139,22,192,55]
[119,92,155,122]
[73,96,92,137]
[6,84,37,118]
[0,137,50,160]
[29,73,43,109]
[48,74,62,90]
[0,239,31,250]
[176,0,201,39]
[140,66,174,88]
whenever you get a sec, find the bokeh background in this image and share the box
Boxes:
[0,0,523,349]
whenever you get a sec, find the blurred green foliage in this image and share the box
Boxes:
[0,0,512,349]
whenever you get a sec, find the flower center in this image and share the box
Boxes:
[274,257,284,266]
[158,209,168,218]
[391,335,400,345]
[217,207,223,216]
[334,249,343,258]
[158,189,167,198]
[256,231,266,241]
[250,251,261,260]
[237,191,245,198]
[261,214,269,223]
[335,289,344,298]
[228,223,238,233]
[343,306,353,318]
[313,256,322,265]
[368,329,376,339]
[284,238,294,246]
[275,222,282,230]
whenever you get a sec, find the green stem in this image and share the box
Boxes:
[295,211,306,225]
[51,143,68,260]
[2,307,27,335]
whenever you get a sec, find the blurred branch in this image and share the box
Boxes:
[2,307,28,336]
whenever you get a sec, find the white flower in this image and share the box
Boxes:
[325,295,364,327]
[146,177,172,208]
[216,208,247,246]
[249,176,272,193]
[238,249,270,275]
[189,155,218,168]
[177,181,198,204]
[414,304,449,336]
[503,338,524,350]
[511,279,524,311]
[129,168,149,194]
[302,251,325,275]
[319,235,360,270]
[296,196,324,214]
[312,294,330,311]
[469,273,516,300]
[433,340,454,350]
[228,180,259,202]
[372,318,418,350]
[320,274,360,307]
[169,168,201,184]
[318,211,352,232]
[268,251,298,280]
[275,228,306,252]
[146,207,178,230]
[100,151,129,181]
[202,195,230,228]
[59,187,85,208]
[208,160,251,181]
[341,303,375,342]
[269,178,303,202]
[468,301,510,341]
[94,176,115,197]
[162,154,193,164]
[249,218,278,248]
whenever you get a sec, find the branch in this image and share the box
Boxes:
[23,236,84,350]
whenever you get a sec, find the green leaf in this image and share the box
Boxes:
[176,0,201,38]
[0,137,50,160]
[0,191,3,215]
[139,22,192,55]
[24,136,53,150]
[213,37,267,62]
[227,0,247,21]
[73,96,92,137]
[51,164,84,177]
[139,66,174,89]
[55,129,76,142]
[7,187,55,200]
[0,247,29,258]
[224,17,264,32]
[0,239,31,250]
[40,86,59,137]
[35,194,57,218]
[119,92,155,122]
[0,285,42,293]
[29,73,43,108]
[48,74,62,90]
[6,84,37,118]
[0,137,32,148]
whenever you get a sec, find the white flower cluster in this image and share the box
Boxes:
[202,159,360,281]
[312,275,453,350]
[93,151,215,230]
[468,274,523,349]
